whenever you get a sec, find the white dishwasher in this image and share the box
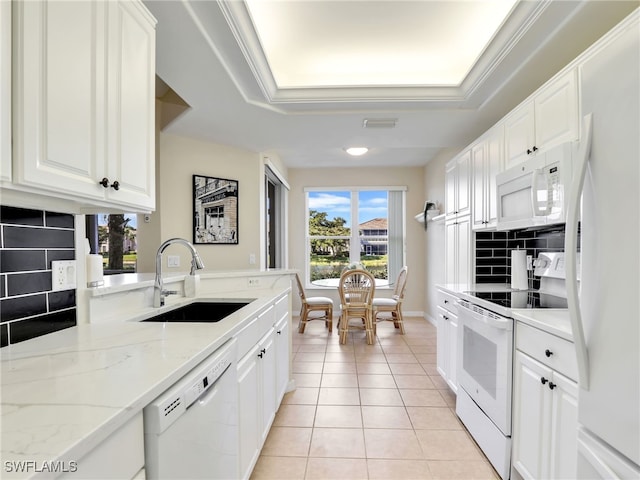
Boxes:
[144,339,239,479]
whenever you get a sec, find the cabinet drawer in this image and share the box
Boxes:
[436,305,458,322]
[516,322,577,380]
[437,289,459,314]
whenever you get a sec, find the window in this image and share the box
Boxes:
[305,188,405,284]
[85,214,138,273]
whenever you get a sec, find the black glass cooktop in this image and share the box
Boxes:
[465,290,568,309]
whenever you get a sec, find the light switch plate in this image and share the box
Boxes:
[167,255,180,268]
[52,260,77,291]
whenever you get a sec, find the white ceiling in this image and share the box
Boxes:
[144,0,636,169]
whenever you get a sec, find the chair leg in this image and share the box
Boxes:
[328,307,333,333]
[365,312,374,345]
[338,315,348,344]
[396,310,405,334]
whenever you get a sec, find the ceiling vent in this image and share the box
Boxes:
[363,118,397,129]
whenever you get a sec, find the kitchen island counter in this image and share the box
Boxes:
[0,281,291,479]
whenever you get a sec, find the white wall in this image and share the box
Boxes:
[288,166,426,315]
[423,148,459,323]
[136,132,263,273]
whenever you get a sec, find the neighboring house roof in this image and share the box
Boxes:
[359,218,387,230]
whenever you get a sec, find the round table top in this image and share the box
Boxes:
[311,278,392,288]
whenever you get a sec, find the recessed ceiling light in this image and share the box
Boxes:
[345,147,369,156]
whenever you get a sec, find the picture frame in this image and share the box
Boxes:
[193,174,239,244]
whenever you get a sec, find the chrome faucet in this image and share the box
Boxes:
[154,238,205,307]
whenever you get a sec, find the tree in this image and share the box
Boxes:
[107,214,129,270]
[309,210,350,256]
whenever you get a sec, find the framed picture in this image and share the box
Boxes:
[193,174,239,244]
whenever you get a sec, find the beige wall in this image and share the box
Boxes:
[136,132,263,273]
[288,166,426,315]
[423,148,459,323]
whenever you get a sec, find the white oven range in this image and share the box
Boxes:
[455,252,568,480]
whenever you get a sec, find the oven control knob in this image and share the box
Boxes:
[541,377,549,385]
[545,349,553,357]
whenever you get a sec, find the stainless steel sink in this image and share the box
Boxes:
[143,300,254,323]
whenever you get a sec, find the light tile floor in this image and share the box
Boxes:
[250,317,499,480]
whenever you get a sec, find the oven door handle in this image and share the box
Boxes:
[457,302,512,330]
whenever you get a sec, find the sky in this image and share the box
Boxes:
[308,190,388,227]
[98,214,138,229]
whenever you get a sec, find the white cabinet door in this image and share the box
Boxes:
[445,151,471,219]
[447,314,458,393]
[444,216,470,285]
[0,0,11,182]
[485,125,504,227]
[456,151,471,217]
[504,101,535,169]
[11,0,155,212]
[504,69,578,170]
[513,348,579,480]
[106,0,156,210]
[258,328,277,445]
[237,343,260,480]
[436,303,458,393]
[548,371,579,479]
[445,161,457,217]
[275,313,290,404]
[13,0,107,200]
[456,215,471,285]
[471,140,487,230]
[513,351,552,480]
[534,69,579,151]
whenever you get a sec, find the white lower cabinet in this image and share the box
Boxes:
[435,289,459,393]
[59,413,144,479]
[512,323,578,480]
[237,293,291,480]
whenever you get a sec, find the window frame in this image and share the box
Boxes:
[304,186,406,288]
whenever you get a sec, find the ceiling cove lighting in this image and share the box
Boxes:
[363,118,397,129]
[345,147,369,156]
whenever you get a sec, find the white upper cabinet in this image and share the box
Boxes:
[504,69,579,169]
[472,124,504,230]
[11,0,156,212]
[1,0,11,182]
[445,150,471,219]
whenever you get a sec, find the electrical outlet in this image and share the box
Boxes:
[527,255,533,271]
[249,253,256,265]
[248,277,260,287]
[167,255,180,268]
[51,260,77,291]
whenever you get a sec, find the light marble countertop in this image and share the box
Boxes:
[0,286,289,479]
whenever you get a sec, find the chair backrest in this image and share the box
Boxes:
[339,269,376,307]
[393,266,409,301]
[295,273,307,302]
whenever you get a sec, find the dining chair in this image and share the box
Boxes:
[295,273,334,333]
[337,268,376,345]
[372,266,408,335]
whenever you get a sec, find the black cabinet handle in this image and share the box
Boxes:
[111,180,120,191]
[545,349,553,357]
[549,382,557,390]
[444,300,449,304]
[99,177,110,188]
[258,352,263,358]
[527,148,532,155]
[541,377,548,385]
[533,146,538,152]
[261,348,266,354]
[277,330,282,335]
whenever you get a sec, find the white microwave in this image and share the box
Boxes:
[496,142,574,231]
